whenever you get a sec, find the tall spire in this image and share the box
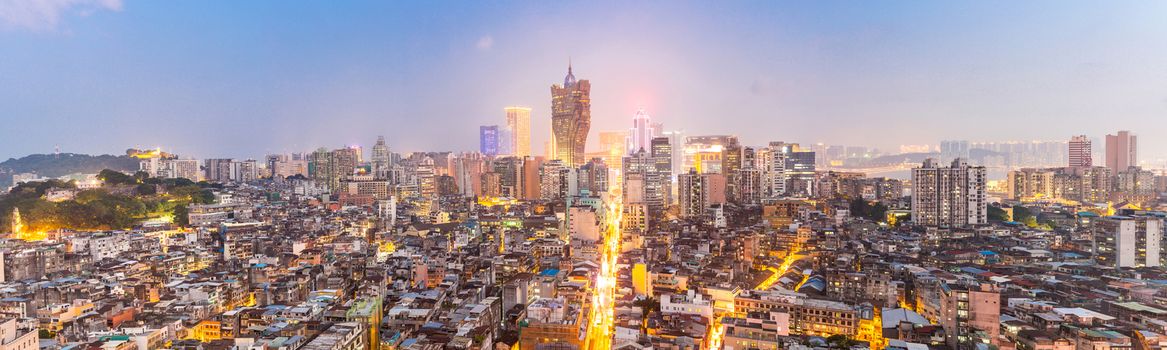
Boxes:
[564,58,577,87]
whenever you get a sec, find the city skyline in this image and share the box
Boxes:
[2,2,1167,161]
[2,3,1167,350]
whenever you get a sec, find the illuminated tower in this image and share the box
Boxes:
[480,125,500,157]
[551,62,591,167]
[506,106,532,157]
[628,108,654,154]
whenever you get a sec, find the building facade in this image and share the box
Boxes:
[551,64,591,167]
[678,169,727,219]
[1105,130,1137,172]
[506,106,532,158]
[480,125,500,157]
[628,108,655,153]
[911,158,987,227]
[1096,215,1162,268]
[1069,135,1092,168]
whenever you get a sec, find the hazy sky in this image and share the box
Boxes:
[2,1,1166,162]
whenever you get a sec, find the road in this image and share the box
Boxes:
[584,190,622,350]
[710,244,804,348]
[755,244,803,290]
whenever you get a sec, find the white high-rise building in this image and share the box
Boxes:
[663,130,685,179]
[1098,215,1161,268]
[627,108,655,154]
[140,157,201,181]
[372,136,391,179]
[624,148,667,215]
[766,145,787,198]
[167,159,201,181]
[911,158,987,227]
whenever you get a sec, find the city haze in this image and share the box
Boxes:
[1,1,1166,161]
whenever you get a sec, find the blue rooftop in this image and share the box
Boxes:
[540,269,560,277]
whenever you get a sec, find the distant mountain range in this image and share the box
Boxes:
[832,149,1008,168]
[0,153,139,188]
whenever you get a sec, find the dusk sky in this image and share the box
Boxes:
[2,1,1166,162]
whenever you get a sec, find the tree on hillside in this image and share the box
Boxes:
[136,184,157,196]
[1013,205,1038,227]
[0,153,138,188]
[988,205,1008,222]
[849,198,888,223]
[97,169,134,185]
[7,179,74,196]
[173,204,190,227]
[132,171,150,183]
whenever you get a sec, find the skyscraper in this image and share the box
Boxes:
[1068,135,1091,168]
[451,153,484,197]
[551,63,591,167]
[540,160,568,200]
[480,125,500,157]
[579,158,608,195]
[205,158,234,183]
[332,147,360,188]
[663,130,685,182]
[1105,130,1137,171]
[372,136,391,179]
[498,126,514,156]
[784,147,816,197]
[506,106,532,157]
[492,156,524,198]
[628,108,655,154]
[722,142,742,200]
[678,169,727,219]
[521,156,543,200]
[911,158,987,227]
[682,135,737,175]
[305,147,359,190]
[650,137,673,206]
[759,144,784,197]
[624,148,667,216]
[1097,215,1161,268]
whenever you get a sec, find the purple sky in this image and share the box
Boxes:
[1,1,1166,165]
